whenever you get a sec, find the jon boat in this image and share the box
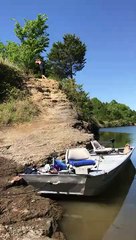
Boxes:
[20,141,135,196]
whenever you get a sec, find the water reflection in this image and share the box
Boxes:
[100,126,136,167]
[100,126,136,134]
[59,161,135,240]
[100,131,132,148]
[59,126,136,240]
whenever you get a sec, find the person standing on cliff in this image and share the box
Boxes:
[35,59,46,79]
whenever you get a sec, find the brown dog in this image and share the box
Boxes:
[123,143,131,154]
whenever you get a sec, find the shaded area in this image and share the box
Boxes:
[0,62,27,102]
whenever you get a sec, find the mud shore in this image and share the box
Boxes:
[0,157,66,240]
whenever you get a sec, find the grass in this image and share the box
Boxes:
[0,57,23,73]
[0,57,40,126]
[0,99,39,126]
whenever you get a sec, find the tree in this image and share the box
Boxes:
[91,98,109,121]
[0,41,6,58]
[60,78,93,121]
[12,14,49,71]
[48,34,86,78]
[4,41,20,63]
[91,97,136,126]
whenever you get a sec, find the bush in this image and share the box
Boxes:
[0,58,25,102]
[59,78,93,121]
[0,99,39,126]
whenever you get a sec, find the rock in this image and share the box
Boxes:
[0,157,65,240]
[0,224,7,234]
[0,224,10,240]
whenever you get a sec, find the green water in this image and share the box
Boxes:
[59,126,136,240]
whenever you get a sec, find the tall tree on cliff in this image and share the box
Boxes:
[0,41,6,57]
[48,34,86,79]
[12,14,49,71]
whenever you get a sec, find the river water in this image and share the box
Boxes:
[59,126,136,240]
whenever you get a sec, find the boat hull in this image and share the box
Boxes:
[20,155,132,196]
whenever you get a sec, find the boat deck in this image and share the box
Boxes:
[94,152,128,173]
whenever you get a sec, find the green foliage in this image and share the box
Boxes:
[0,99,39,126]
[4,41,20,63]
[59,78,93,121]
[14,14,49,70]
[1,16,87,78]
[14,14,49,46]
[0,41,5,57]
[48,34,86,79]
[1,14,49,72]
[0,59,39,126]
[0,59,25,102]
[91,97,136,127]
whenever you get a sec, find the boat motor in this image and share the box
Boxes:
[110,139,115,148]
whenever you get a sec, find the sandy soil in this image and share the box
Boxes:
[0,78,94,240]
[0,78,92,165]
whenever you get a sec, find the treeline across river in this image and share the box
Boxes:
[91,98,136,127]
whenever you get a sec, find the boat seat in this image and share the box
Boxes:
[66,147,92,162]
[91,140,112,153]
[65,148,96,166]
[69,159,96,167]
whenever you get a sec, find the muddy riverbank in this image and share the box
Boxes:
[0,157,66,240]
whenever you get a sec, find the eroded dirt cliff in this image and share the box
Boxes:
[0,78,92,164]
[0,77,94,240]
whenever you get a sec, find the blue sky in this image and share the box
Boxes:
[0,0,136,109]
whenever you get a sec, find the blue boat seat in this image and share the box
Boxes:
[65,147,96,167]
[69,159,96,167]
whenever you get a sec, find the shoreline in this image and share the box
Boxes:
[0,157,66,240]
[99,123,136,128]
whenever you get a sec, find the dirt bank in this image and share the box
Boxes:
[0,157,65,240]
[0,78,96,240]
[0,78,93,165]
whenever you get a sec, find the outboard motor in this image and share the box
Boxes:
[110,139,115,148]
